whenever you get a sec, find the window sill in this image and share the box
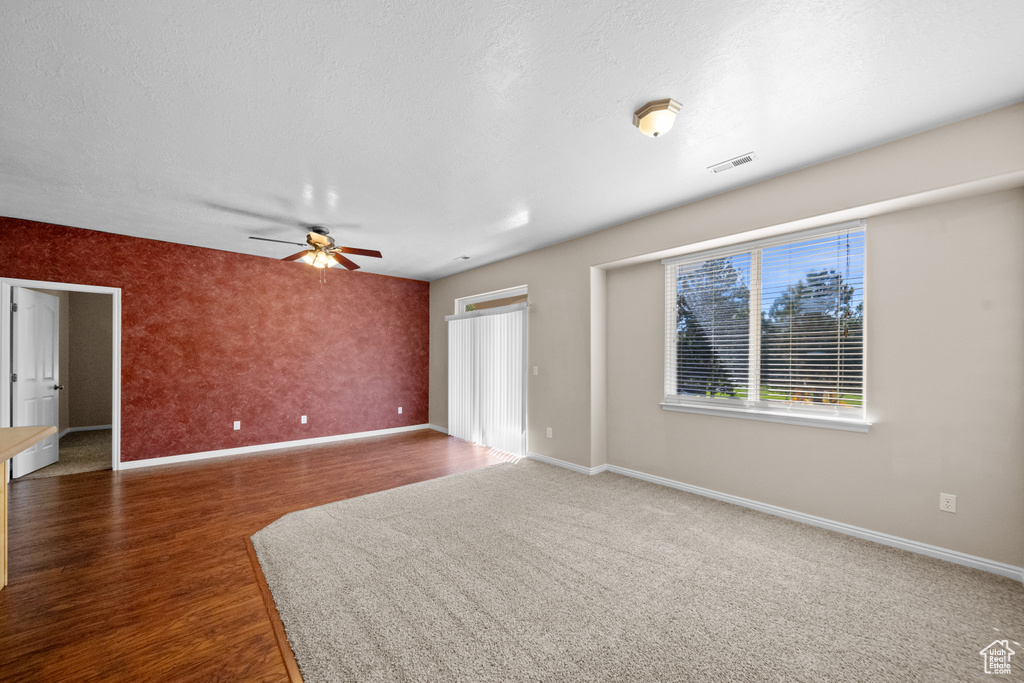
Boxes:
[660,402,871,433]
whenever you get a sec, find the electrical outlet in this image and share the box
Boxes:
[546,427,553,438]
[301,415,307,424]
[398,406,403,414]
[940,493,956,513]
[533,366,538,376]
[233,421,241,431]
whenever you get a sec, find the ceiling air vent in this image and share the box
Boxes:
[707,152,757,174]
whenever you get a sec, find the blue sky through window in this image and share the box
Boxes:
[760,232,865,316]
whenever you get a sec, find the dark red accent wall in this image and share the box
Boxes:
[0,219,429,461]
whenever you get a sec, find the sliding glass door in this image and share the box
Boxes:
[447,302,528,456]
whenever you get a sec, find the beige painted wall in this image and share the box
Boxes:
[429,102,1024,566]
[430,240,608,465]
[606,189,1024,566]
[68,291,113,428]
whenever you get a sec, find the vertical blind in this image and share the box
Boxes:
[664,221,866,422]
[447,303,528,456]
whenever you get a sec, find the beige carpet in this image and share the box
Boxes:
[251,460,1024,682]
[18,429,112,480]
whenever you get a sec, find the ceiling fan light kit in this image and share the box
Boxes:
[633,98,681,138]
[301,251,335,268]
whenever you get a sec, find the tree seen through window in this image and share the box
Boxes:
[671,230,864,410]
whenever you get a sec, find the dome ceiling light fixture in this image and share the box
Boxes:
[632,98,682,138]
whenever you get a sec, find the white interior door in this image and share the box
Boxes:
[11,287,60,477]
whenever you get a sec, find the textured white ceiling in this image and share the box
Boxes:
[1,1,1023,280]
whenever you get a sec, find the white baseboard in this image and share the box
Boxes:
[119,424,435,470]
[605,464,1024,585]
[60,424,112,438]
[427,424,449,434]
[527,452,609,476]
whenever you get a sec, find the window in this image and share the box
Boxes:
[456,286,528,314]
[663,221,866,431]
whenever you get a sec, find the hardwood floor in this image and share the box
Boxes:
[0,430,501,682]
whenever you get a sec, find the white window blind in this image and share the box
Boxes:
[447,303,528,456]
[663,222,866,429]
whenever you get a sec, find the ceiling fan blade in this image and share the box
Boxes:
[332,252,361,270]
[283,251,309,262]
[203,201,308,227]
[250,236,307,247]
[334,246,382,258]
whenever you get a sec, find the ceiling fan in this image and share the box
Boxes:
[249,227,382,280]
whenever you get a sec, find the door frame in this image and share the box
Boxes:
[1,279,122,473]
[448,285,530,457]
[454,285,528,314]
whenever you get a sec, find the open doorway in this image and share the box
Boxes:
[2,279,122,479]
